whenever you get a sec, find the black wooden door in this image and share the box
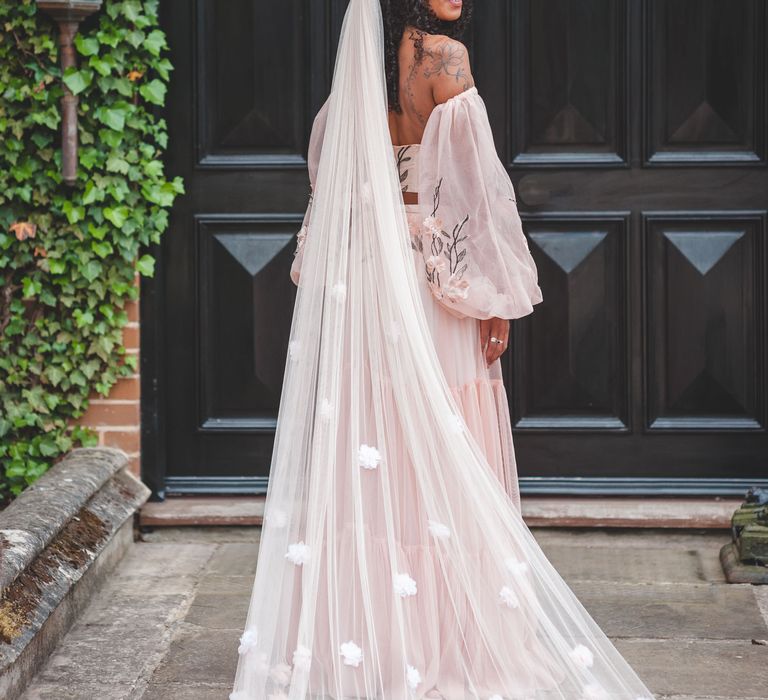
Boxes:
[144,0,767,498]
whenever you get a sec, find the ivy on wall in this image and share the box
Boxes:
[0,0,182,498]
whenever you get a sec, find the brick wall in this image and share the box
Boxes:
[75,275,141,478]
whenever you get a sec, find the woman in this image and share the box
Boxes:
[232,1,655,698]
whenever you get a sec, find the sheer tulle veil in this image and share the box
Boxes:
[230,0,655,698]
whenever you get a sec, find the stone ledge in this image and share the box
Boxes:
[0,448,151,700]
[140,495,740,529]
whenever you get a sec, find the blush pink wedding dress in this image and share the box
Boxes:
[232,2,655,697]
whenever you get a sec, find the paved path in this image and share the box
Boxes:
[20,527,768,699]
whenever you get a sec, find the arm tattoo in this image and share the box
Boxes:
[422,41,472,90]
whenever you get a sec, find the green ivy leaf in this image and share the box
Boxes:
[74,34,100,57]
[136,254,155,277]
[62,67,92,95]
[144,29,167,57]
[139,78,166,105]
[103,205,130,228]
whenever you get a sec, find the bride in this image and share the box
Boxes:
[232,0,655,698]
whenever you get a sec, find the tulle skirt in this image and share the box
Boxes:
[404,204,521,510]
[268,206,563,699]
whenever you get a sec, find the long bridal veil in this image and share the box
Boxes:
[231,0,655,698]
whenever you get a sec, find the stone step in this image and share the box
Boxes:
[140,495,740,529]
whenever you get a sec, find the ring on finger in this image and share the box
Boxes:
[490,336,505,345]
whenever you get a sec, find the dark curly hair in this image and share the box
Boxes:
[380,0,473,113]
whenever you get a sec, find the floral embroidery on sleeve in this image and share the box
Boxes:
[423,178,470,303]
[294,187,313,257]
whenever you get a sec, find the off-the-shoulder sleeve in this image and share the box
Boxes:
[417,87,543,320]
[290,99,330,285]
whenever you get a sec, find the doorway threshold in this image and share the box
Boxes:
[139,495,740,529]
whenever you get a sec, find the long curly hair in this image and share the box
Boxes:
[380,0,473,113]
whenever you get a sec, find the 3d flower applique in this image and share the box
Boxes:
[406,664,422,690]
[428,520,451,539]
[393,572,417,598]
[269,662,292,685]
[288,339,301,362]
[340,640,363,667]
[358,444,382,470]
[292,644,312,672]
[504,557,529,577]
[238,628,258,655]
[423,215,443,236]
[426,254,447,275]
[581,682,608,700]
[387,320,402,344]
[444,276,470,302]
[568,643,594,669]
[318,398,333,422]
[331,282,347,303]
[266,507,288,528]
[285,541,310,565]
[498,585,520,609]
[296,225,308,252]
[447,413,465,434]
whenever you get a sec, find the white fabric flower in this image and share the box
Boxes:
[581,683,608,700]
[340,640,363,667]
[296,225,308,251]
[292,644,312,671]
[285,541,310,565]
[266,507,288,528]
[269,662,292,685]
[406,664,422,690]
[428,520,451,539]
[318,398,333,422]
[393,572,417,598]
[569,643,594,669]
[331,282,347,303]
[448,413,465,434]
[387,320,401,344]
[444,276,470,301]
[426,254,447,274]
[288,339,301,361]
[499,585,519,609]
[358,444,382,470]
[423,215,443,235]
[505,557,529,577]
[238,628,258,655]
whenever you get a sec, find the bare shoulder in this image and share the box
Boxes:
[420,34,474,104]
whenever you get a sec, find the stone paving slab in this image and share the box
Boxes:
[149,625,238,686]
[540,544,708,584]
[19,528,768,700]
[570,581,768,640]
[614,639,768,698]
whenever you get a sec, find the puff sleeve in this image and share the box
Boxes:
[290,99,330,285]
[417,87,543,320]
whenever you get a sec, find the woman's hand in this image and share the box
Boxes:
[479,317,510,366]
